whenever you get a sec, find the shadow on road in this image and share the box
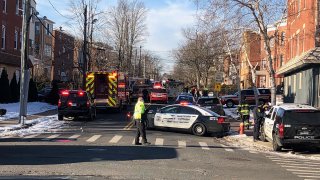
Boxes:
[0,145,177,165]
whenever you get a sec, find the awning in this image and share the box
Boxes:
[277,47,320,75]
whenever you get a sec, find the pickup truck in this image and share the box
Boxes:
[220,88,271,108]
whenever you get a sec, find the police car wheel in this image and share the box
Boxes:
[272,133,282,151]
[192,123,206,136]
[260,125,267,142]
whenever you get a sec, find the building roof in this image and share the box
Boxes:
[277,47,320,75]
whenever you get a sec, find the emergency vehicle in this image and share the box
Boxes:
[85,71,129,110]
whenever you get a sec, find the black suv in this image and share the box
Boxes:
[58,90,96,121]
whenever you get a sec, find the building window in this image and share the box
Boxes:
[14,30,18,49]
[280,54,283,67]
[2,0,6,13]
[15,0,19,15]
[303,28,305,52]
[281,32,285,46]
[296,34,299,57]
[259,76,266,88]
[44,44,52,57]
[35,23,40,35]
[262,60,267,70]
[284,77,288,96]
[299,72,302,89]
[46,24,52,35]
[1,25,5,49]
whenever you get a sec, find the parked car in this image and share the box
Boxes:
[196,97,225,116]
[149,88,168,104]
[148,104,230,136]
[175,95,195,104]
[58,90,96,121]
[260,104,320,151]
[38,87,52,102]
[220,88,271,108]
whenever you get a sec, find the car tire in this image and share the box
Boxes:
[192,123,206,136]
[272,133,282,151]
[260,125,267,142]
[58,115,63,121]
[226,100,234,108]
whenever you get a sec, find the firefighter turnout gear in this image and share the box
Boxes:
[134,98,149,145]
[238,103,250,129]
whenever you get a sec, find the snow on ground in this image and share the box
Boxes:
[0,115,65,137]
[0,102,57,121]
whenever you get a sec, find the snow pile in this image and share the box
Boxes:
[0,102,57,121]
[0,115,65,137]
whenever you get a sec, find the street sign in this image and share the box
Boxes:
[215,72,223,83]
[214,83,221,92]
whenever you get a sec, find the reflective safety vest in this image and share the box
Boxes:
[238,104,250,116]
[133,101,145,120]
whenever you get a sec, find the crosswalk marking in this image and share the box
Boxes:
[178,141,186,148]
[109,135,122,144]
[281,166,320,170]
[277,163,320,167]
[287,169,320,173]
[249,151,258,154]
[69,134,81,139]
[42,134,60,140]
[86,135,101,142]
[199,142,210,150]
[292,172,320,175]
[297,175,320,178]
[23,134,40,139]
[155,138,164,146]
[220,144,234,152]
[271,159,320,165]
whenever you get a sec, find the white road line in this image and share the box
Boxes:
[292,172,320,175]
[199,142,210,150]
[1,136,13,139]
[298,175,320,179]
[178,141,186,148]
[281,166,320,170]
[277,162,320,167]
[267,156,317,162]
[271,160,320,165]
[109,135,122,144]
[69,134,81,139]
[86,135,101,143]
[42,134,60,140]
[287,169,320,173]
[23,134,40,139]
[249,151,259,154]
[220,144,234,152]
[155,138,164,146]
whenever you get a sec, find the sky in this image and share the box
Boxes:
[36,0,198,73]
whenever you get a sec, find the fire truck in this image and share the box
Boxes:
[86,71,129,110]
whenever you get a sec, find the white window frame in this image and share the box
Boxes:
[14,29,18,49]
[299,72,302,89]
[293,74,296,93]
[296,34,300,57]
[2,0,6,13]
[1,25,5,49]
[284,77,288,96]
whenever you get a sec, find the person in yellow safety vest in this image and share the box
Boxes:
[133,97,150,145]
[238,99,250,130]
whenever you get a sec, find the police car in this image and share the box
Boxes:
[261,104,320,151]
[146,103,230,136]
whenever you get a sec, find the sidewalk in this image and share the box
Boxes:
[0,109,57,132]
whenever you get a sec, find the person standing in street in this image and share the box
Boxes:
[134,97,150,145]
[253,102,265,141]
[238,98,250,130]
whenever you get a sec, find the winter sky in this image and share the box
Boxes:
[37,0,198,73]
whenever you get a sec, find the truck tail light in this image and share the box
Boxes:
[78,91,84,96]
[58,99,61,107]
[279,123,284,138]
[217,117,225,124]
[61,90,69,96]
[67,101,73,107]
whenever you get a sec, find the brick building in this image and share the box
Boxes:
[0,0,36,80]
[277,0,320,108]
[52,29,75,82]
[240,30,269,89]
[34,16,54,82]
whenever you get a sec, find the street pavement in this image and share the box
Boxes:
[0,109,318,179]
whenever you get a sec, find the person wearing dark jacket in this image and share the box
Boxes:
[253,103,265,141]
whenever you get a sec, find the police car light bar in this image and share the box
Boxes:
[180,102,191,106]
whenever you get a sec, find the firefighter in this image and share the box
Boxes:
[238,98,250,130]
[133,97,150,145]
[253,102,265,141]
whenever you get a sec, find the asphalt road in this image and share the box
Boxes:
[0,108,316,180]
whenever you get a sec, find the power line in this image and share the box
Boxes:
[47,0,73,20]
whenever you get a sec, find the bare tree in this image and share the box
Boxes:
[105,0,148,75]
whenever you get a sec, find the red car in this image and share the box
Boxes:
[150,88,168,104]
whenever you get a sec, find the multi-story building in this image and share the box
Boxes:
[52,29,75,82]
[34,16,54,82]
[240,30,269,89]
[277,0,320,108]
[0,0,36,80]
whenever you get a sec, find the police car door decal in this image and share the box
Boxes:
[154,113,164,127]
[175,114,198,129]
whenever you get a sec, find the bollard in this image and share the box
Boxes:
[239,122,244,135]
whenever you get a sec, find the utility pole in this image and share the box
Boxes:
[82,5,88,90]
[134,48,137,77]
[19,0,31,125]
[143,55,146,78]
